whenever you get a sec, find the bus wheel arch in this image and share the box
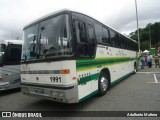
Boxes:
[98,68,111,96]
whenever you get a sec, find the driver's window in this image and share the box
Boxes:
[75,20,87,43]
[74,19,89,58]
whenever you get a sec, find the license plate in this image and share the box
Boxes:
[34,88,44,94]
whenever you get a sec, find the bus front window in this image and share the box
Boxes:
[0,44,6,64]
[22,14,72,61]
[39,14,72,58]
[23,24,39,60]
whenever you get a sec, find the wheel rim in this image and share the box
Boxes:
[100,76,108,92]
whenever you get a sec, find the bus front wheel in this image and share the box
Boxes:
[98,72,109,96]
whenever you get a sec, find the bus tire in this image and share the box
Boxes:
[98,71,109,96]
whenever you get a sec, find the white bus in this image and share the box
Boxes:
[0,40,22,91]
[21,10,138,103]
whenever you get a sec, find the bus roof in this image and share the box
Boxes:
[0,40,23,45]
[23,9,137,43]
[24,9,71,29]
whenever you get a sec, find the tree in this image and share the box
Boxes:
[140,41,150,51]
[129,22,160,50]
[153,22,160,48]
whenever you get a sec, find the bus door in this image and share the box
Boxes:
[86,22,97,93]
[74,17,93,99]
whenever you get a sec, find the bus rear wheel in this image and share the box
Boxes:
[98,72,109,96]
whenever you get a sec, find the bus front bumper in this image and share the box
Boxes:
[21,82,78,103]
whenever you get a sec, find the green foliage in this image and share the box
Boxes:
[129,22,160,51]
[140,41,150,50]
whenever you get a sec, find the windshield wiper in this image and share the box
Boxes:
[37,26,46,59]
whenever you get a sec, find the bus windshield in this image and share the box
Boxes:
[22,14,72,60]
[0,44,6,64]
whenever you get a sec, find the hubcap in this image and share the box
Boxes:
[100,77,108,92]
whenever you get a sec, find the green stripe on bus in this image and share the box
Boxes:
[76,57,135,63]
[76,57,135,71]
[78,73,99,85]
[78,71,133,86]
[76,57,135,64]
[79,72,133,102]
[77,60,131,69]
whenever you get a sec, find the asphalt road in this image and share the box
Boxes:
[0,71,160,119]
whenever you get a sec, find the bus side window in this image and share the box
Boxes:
[102,27,110,45]
[131,42,134,51]
[115,33,120,47]
[109,29,116,46]
[87,24,96,57]
[125,38,129,49]
[95,23,103,43]
[79,22,87,43]
[74,19,89,57]
[119,35,124,48]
